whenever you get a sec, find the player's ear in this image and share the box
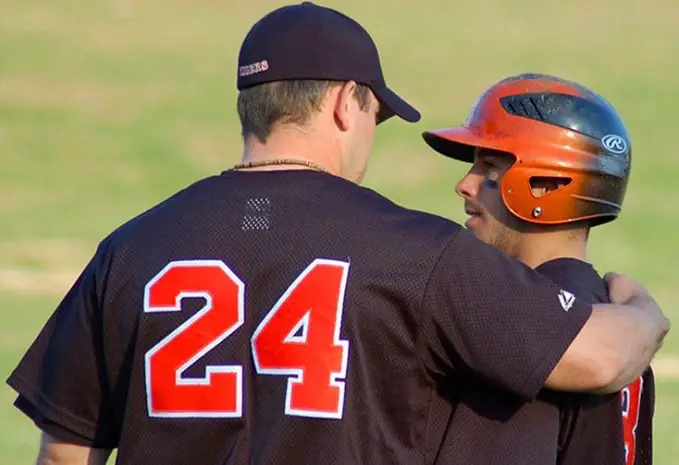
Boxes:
[530,177,571,198]
[333,81,358,132]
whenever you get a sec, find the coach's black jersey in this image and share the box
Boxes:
[434,257,654,465]
[7,170,592,465]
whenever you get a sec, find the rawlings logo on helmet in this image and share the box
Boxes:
[601,134,628,155]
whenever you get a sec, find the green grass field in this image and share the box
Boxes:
[1,1,678,463]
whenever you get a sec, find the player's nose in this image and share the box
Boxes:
[455,172,481,200]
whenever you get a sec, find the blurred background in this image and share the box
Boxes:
[1,0,677,462]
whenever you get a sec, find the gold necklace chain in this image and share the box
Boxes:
[231,158,331,174]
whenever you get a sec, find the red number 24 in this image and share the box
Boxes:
[621,376,644,465]
[143,259,350,420]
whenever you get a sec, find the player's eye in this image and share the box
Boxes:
[481,159,497,172]
[483,160,503,181]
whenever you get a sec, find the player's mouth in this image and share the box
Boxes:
[464,203,483,229]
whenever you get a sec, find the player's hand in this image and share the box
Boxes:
[604,272,649,304]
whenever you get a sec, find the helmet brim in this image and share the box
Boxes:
[422,127,510,163]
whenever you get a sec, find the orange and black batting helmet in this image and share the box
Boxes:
[422,73,632,227]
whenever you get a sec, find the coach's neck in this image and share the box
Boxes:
[240,121,343,177]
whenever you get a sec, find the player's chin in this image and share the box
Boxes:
[464,216,495,246]
[464,214,484,232]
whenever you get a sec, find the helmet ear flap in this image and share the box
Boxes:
[501,158,627,226]
[500,165,577,224]
[500,165,532,223]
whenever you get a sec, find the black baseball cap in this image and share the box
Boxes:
[237,2,421,124]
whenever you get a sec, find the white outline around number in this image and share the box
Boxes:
[251,259,351,420]
[143,260,245,418]
[143,258,351,421]
[621,376,644,464]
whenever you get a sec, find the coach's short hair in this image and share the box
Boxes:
[237,80,372,143]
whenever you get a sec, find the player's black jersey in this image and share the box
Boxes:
[7,170,592,465]
[536,259,655,465]
[434,257,654,465]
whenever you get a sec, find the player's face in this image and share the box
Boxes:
[455,148,523,256]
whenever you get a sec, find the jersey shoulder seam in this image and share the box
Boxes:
[416,228,463,323]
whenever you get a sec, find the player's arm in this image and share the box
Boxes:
[36,432,111,465]
[421,229,669,399]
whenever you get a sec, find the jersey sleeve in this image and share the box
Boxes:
[5,244,120,448]
[13,395,96,446]
[420,228,593,399]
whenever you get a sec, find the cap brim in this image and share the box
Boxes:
[373,86,421,124]
[422,127,508,163]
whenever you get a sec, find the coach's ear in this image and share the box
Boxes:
[333,81,359,132]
